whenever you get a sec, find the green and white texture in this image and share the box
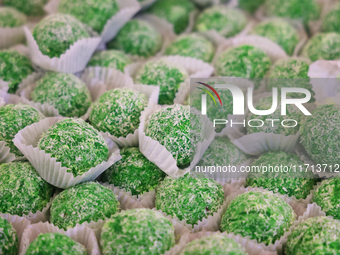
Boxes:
[33,14,90,58]
[155,175,224,226]
[0,104,43,157]
[58,0,119,33]
[0,162,54,216]
[50,182,119,230]
[0,50,34,94]
[0,216,18,255]
[135,59,188,105]
[89,88,148,138]
[100,208,175,255]
[3,0,48,16]
[220,191,296,245]
[26,233,87,255]
[246,151,317,199]
[107,19,162,58]
[321,3,340,34]
[238,0,265,14]
[0,7,26,28]
[38,118,109,177]
[87,50,132,72]
[31,72,91,117]
[102,147,166,196]
[194,6,247,38]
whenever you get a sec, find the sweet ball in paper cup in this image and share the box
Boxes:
[0,215,21,254]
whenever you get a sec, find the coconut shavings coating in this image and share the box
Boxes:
[322,3,340,33]
[0,104,43,157]
[102,147,166,196]
[301,33,340,62]
[0,7,26,28]
[0,162,54,216]
[194,6,247,38]
[300,104,340,165]
[38,118,109,177]
[3,0,48,16]
[135,59,188,105]
[86,50,131,72]
[32,14,90,58]
[26,233,87,255]
[155,175,224,226]
[285,216,340,255]
[89,88,148,138]
[238,0,265,14]
[215,45,271,78]
[31,72,91,117]
[179,234,247,255]
[0,216,18,255]
[50,182,119,230]
[164,33,215,62]
[0,50,34,94]
[107,19,162,58]
[58,0,119,33]
[100,208,175,255]
[220,191,296,245]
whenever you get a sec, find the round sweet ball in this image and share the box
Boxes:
[179,234,247,255]
[107,19,162,58]
[164,33,215,63]
[238,0,265,14]
[215,45,271,78]
[38,118,109,177]
[102,147,166,196]
[220,191,296,245]
[33,14,90,58]
[147,0,196,34]
[3,0,48,16]
[0,216,18,255]
[246,151,317,199]
[156,175,224,226]
[134,59,189,105]
[322,3,340,33]
[0,104,43,157]
[301,33,340,62]
[87,50,131,72]
[300,104,340,165]
[89,88,148,138]
[0,162,54,216]
[0,50,34,94]
[58,0,119,33]
[0,7,26,28]
[50,182,119,230]
[100,208,175,255]
[194,6,247,38]
[31,72,91,118]
[26,233,86,255]
[285,216,340,255]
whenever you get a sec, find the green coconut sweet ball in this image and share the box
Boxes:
[26,233,87,255]
[100,208,175,255]
[164,33,215,63]
[3,0,48,16]
[0,104,43,157]
[0,162,54,216]
[300,104,340,165]
[0,50,34,94]
[238,0,265,14]
[38,118,109,177]
[194,6,247,38]
[220,191,296,245]
[0,7,26,28]
[134,59,189,105]
[31,72,91,118]
[321,3,340,33]
[0,216,18,255]
[179,234,247,255]
[86,50,131,72]
[102,147,166,196]
[58,0,119,33]
[107,19,162,58]
[89,88,148,138]
[33,14,90,58]
[147,0,196,34]
[50,182,119,230]
[215,45,271,78]
[285,217,340,255]
[301,33,340,62]
[246,151,317,199]
[156,175,224,226]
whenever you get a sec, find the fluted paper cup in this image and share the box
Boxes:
[0,27,25,50]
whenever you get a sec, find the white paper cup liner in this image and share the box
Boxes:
[9,44,30,58]
[0,141,16,163]
[20,194,54,224]
[0,72,42,95]
[174,79,190,105]
[19,222,100,255]
[0,27,25,50]
[13,117,122,189]
[139,0,158,10]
